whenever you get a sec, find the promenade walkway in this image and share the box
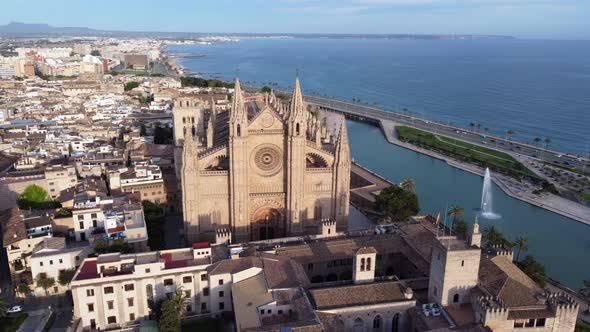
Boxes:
[378,119,590,225]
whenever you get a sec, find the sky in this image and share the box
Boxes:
[2,0,590,39]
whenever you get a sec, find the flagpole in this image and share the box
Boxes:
[443,201,449,237]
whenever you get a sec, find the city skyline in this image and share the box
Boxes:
[1,0,590,39]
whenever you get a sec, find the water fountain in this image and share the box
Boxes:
[480,168,501,219]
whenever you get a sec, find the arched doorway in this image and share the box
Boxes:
[252,207,283,241]
[453,293,460,303]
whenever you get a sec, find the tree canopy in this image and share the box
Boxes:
[18,185,61,210]
[159,290,187,332]
[517,255,546,287]
[154,125,173,145]
[36,274,56,296]
[124,81,140,91]
[58,269,76,286]
[482,225,512,248]
[374,185,420,223]
[180,76,234,89]
[399,179,417,193]
[20,184,50,202]
[513,236,529,262]
[17,283,31,297]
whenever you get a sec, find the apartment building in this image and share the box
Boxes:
[72,192,110,242]
[30,237,91,296]
[71,243,224,330]
[108,162,166,204]
[45,164,77,199]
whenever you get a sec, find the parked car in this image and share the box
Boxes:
[7,305,22,314]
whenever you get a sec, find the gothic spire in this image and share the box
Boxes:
[335,120,350,162]
[231,77,246,123]
[289,75,305,120]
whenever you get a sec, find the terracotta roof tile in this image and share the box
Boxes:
[310,280,409,310]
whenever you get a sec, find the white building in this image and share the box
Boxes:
[30,237,91,296]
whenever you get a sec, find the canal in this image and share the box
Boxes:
[347,120,590,290]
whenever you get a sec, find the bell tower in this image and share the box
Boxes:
[229,78,250,242]
[332,121,351,230]
[182,134,200,243]
[286,75,307,235]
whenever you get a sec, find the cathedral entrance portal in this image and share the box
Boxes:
[251,207,283,241]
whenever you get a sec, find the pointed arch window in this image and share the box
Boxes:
[367,257,372,271]
[373,315,382,329]
[237,124,241,137]
[360,258,365,271]
[296,123,300,135]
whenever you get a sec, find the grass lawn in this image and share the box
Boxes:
[396,126,538,180]
[579,191,590,201]
[0,313,29,332]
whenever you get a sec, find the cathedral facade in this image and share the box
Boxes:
[178,77,351,243]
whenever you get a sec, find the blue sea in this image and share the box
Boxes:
[170,38,590,155]
[168,38,590,289]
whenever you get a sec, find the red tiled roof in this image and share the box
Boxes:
[75,260,98,281]
[192,242,210,249]
[107,226,126,233]
[161,253,189,270]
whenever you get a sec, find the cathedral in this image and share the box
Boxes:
[177,77,351,244]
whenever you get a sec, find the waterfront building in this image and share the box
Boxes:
[68,215,578,331]
[179,77,351,243]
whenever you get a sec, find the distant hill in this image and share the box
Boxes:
[0,22,98,36]
[0,22,514,40]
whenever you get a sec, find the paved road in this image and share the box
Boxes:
[304,95,590,174]
[164,214,185,249]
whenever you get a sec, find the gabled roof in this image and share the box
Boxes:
[1,208,26,247]
[478,255,544,307]
[310,280,409,310]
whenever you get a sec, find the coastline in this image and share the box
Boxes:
[379,119,590,226]
[164,47,590,226]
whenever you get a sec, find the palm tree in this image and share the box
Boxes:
[400,179,416,193]
[506,129,515,141]
[171,289,188,319]
[579,278,590,313]
[533,137,541,148]
[447,204,464,223]
[544,137,552,150]
[475,122,481,132]
[483,225,509,247]
[513,236,529,262]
